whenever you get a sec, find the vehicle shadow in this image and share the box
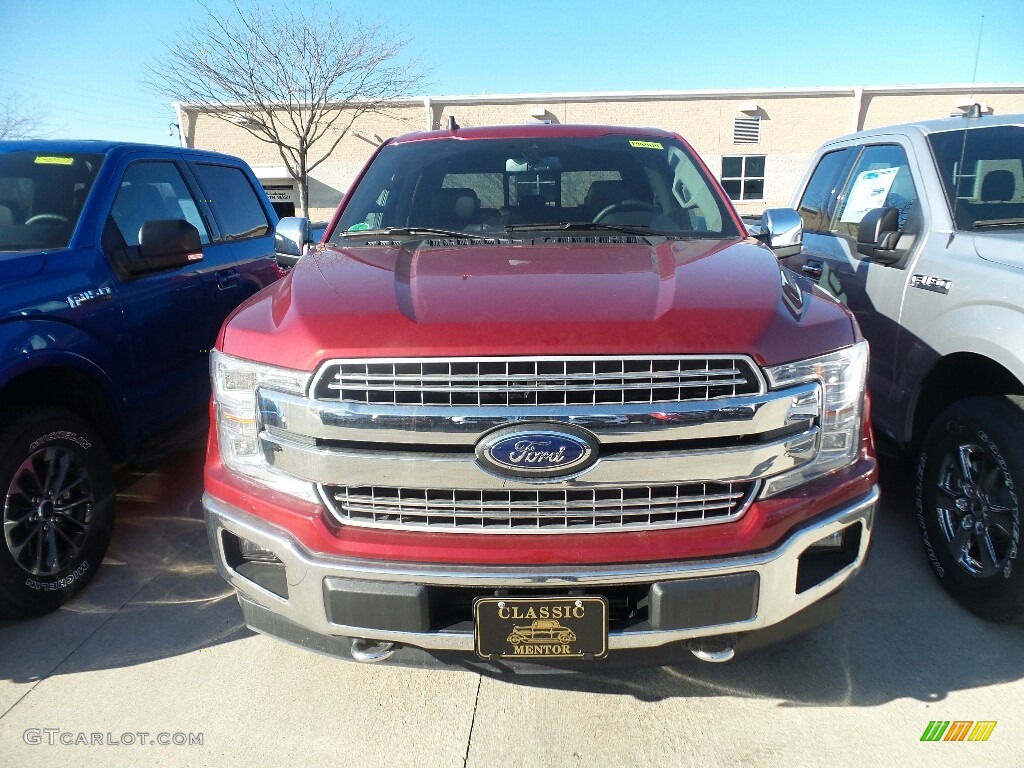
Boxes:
[1,454,1021,706]
[474,460,1024,704]
[0,440,251,685]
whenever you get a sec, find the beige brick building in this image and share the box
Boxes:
[176,84,1024,221]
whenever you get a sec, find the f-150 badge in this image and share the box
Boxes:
[910,274,953,294]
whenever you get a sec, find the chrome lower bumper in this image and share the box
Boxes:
[204,487,877,654]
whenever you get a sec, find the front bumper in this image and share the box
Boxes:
[204,487,877,665]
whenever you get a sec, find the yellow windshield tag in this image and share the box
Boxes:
[629,140,663,150]
[34,156,75,165]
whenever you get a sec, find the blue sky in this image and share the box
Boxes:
[2,0,1021,145]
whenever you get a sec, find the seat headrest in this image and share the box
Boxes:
[517,194,546,217]
[981,170,1016,202]
[454,195,478,220]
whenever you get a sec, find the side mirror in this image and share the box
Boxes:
[856,206,901,263]
[758,208,803,259]
[275,216,310,269]
[134,219,202,272]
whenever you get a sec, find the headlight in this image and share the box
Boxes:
[211,350,317,502]
[761,340,869,496]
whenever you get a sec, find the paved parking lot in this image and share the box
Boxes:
[1,440,1022,767]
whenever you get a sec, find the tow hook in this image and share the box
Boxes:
[350,638,397,663]
[687,635,737,663]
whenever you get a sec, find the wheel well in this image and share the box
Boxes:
[0,367,125,460]
[912,353,1024,448]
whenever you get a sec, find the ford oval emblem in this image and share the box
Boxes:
[476,423,599,480]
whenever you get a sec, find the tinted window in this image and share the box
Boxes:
[111,161,210,247]
[193,163,271,240]
[441,172,504,209]
[561,170,620,207]
[928,125,1024,230]
[797,148,855,233]
[0,150,103,252]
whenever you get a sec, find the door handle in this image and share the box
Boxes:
[217,270,242,290]
[802,261,823,279]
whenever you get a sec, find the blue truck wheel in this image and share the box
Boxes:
[0,409,115,618]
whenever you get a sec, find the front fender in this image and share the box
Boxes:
[0,319,132,459]
[899,302,1024,443]
[930,303,1024,385]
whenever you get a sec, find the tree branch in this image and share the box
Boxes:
[144,0,426,213]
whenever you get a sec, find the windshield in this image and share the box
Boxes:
[332,133,740,242]
[928,125,1024,231]
[0,150,104,252]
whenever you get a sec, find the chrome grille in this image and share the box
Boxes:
[313,356,762,406]
[319,482,757,533]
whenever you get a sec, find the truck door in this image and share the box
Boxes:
[187,161,280,299]
[791,142,925,408]
[103,158,236,435]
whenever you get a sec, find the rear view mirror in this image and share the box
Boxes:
[758,208,803,259]
[505,156,562,173]
[856,206,901,263]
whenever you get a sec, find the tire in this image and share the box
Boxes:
[916,396,1024,623]
[0,409,115,619]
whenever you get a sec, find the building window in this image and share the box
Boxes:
[733,115,761,144]
[721,156,765,201]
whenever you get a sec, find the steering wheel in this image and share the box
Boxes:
[593,200,659,222]
[675,182,700,209]
[25,213,69,226]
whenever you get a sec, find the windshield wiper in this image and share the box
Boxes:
[338,226,476,238]
[504,222,659,237]
[972,218,1024,230]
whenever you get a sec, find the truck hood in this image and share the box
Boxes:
[220,237,857,370]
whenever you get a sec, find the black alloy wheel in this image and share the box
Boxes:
[917,396,1024,623]
[5,445,97,577]
[0,410,114,618]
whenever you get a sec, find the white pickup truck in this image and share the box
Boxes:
[785,110,1024,623]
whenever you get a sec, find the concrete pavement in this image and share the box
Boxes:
[1,444,1022,767]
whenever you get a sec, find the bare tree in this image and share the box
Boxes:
[145,0,425,215]
[0,93,52,140]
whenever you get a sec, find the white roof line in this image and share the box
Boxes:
[177,83,1024,112]
[430,83,1024,103]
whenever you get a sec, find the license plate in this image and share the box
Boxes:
[474,596,608,660]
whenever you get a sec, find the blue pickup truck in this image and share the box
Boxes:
[0,140,281,617]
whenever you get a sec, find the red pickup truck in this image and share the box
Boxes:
[203,123,878,669]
